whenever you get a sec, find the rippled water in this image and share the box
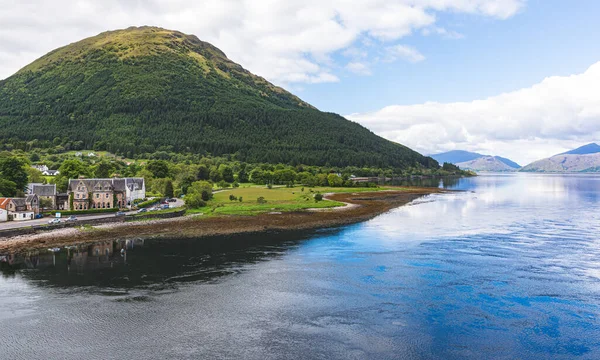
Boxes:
[1,173,600,359]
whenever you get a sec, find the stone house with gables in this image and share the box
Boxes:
[67,178,145,211]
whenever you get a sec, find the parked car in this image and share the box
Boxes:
[148,207,158,212]
[115,211,126,217]
[65,215,78,222]
[48,218,61,224]
[168,198,177,203]
[161,204,170,210]
[35,214,44,219]
[137,208,147,213]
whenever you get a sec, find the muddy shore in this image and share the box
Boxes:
[0,188,444,253]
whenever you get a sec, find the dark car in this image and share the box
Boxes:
[168,198,177,203]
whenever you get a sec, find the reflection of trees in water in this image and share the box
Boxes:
[0,230,325,289]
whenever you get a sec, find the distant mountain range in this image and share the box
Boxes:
[521,143,600,173]
[431,150,521,172]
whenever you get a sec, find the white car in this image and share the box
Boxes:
[48,218,61,224]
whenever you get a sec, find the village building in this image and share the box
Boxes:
[0,195,39,221]
[42,170,60,176]
[67,178,145,211]
[32,165,49,173]
[27,183,57,210]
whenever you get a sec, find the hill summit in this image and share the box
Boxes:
[0,26,437,169]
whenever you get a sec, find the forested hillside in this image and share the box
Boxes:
[0,26,438,169]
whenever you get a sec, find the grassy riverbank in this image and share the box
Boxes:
[189,185,397,216]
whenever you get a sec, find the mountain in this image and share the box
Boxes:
[0,26,438,169]
[521,143,600,172]
[431,150,520,172]
[559,143,600,155]
[430,150,483,164]
[455,156,519,172]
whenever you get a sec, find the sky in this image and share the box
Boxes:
[1,0,599,164]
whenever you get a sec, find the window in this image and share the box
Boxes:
[96,194,99,199]
[106,194,109,198]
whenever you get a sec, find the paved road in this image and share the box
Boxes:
[0,198,186,232]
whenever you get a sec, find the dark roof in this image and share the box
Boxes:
[31,184,57,197]
[68,178,144,192]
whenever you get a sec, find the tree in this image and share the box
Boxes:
[146,160,170,178]
[220,165,234,183]
[58,159,89,180]
[327,174,343,187]
[209,166,222,182]
[94,160,116,178]
[164,180,174,198]
[0,178,17,197]
[0,156,29,192]
[237,167,249,183]
[26,167,45,183]
[314,193,323,202]
[40,197,54,210]
[185,180,213,208]
[197,165,210,180]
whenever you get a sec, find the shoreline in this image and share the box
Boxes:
[0,188,445,254]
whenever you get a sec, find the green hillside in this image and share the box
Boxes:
[0,26,438,169]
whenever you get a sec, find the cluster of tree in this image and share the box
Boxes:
[0,155,28,196]
[0,146,472,201]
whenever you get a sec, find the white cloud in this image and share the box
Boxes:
[383,45,426,63]
[346,62,372,75]
[421,26,464,39]
[0,0,525,84]
[347,62,600,165]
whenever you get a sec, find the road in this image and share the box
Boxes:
[0,198,185,232]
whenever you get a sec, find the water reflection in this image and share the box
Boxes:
[0,230,335,289]
[1,173,600,359]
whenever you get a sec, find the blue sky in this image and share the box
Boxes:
[1,0,599,163]
[299,0,600,115]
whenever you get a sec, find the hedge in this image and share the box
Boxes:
[136,198,164,209]
[44,208,119,216]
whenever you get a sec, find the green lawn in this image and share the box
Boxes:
[188,185,391,216]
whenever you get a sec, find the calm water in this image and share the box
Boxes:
[1,173,600,359]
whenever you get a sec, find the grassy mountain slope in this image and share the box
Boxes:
[0,26,437,169]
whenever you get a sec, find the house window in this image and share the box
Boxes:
[106,194,109,198]
[96,194,99,199]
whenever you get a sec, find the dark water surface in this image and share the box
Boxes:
[1,173,600,359]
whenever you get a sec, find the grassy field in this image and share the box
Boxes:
[188,185,394,216]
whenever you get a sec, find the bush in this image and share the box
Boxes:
[137,198,160,209]
[314,193,323,202]
[229,194,238,201]
[257,196,267,204]
[201,190,212,201]
[238,197,243,202]
[267,184,273,189]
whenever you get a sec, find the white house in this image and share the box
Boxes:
[0,207,7,222]
[32,165,49,172]
[42,170,60,176]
